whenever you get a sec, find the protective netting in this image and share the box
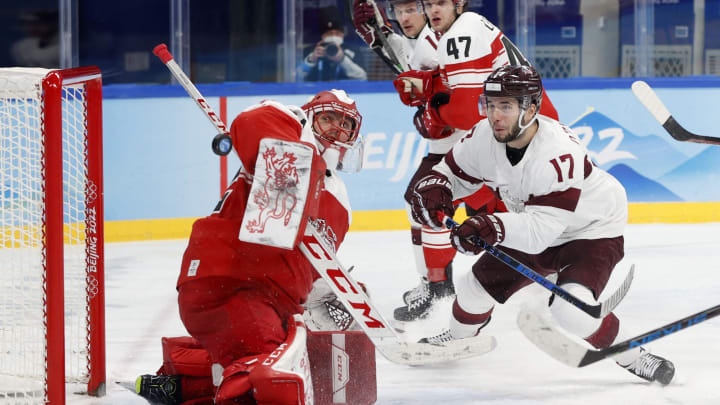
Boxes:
[621,45,693,77]
[0,68,91,403]
[534,45,581,79]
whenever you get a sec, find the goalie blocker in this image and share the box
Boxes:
[238,132,327,250]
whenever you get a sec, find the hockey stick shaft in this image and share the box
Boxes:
[368,0,406,73]
[580,304,720,366]
[442,215,633,318]
[631,81,720,146]
[348,0,406,74]
[518,303,720,367]
[153,43,229,136]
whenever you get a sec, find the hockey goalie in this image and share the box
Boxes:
[133,90,376,405]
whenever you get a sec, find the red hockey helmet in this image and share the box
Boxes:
[483,65,543,111]
[302,89,364,172]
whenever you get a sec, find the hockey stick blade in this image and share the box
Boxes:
[441,215,633,318]
[376,335,497,366]
[632,81,720,146]
[517,304,720,367]
[299,223,496,365]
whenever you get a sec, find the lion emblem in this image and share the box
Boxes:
[246,147,300,233]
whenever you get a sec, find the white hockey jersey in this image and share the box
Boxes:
[437,12,520,92]
[408,24,441,71]
[434,116,628,254]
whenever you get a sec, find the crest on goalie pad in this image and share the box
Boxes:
[239,137,325,249]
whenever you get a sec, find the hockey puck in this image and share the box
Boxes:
[212,133,232,156]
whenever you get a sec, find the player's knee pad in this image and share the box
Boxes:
[454,270,495,314]
[549,283,602,338]
[248,314,313,405]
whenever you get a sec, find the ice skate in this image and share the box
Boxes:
[418,315,491,345]
[394,265,455,322]
[618,348,675,385]
[136,374,183,405]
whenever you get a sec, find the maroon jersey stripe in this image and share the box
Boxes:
[527,188,581,212]
[446,150,485,185]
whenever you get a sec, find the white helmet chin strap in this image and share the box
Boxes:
[321,147,341,172]
[516,105,539,137]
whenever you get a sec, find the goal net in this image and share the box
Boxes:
[0,67,105,404]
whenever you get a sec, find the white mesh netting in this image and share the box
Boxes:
[0,68,92,403]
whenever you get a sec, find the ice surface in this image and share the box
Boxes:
[74,223,720,404]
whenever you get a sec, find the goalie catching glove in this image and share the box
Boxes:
[410,171,455,229]
[450,215,505,255]
[352,0,393,48]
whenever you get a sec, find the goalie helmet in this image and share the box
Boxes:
[302,89,364,173]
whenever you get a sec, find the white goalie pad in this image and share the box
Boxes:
[239,138,318,249]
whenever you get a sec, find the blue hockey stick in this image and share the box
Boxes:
[441,215,633,319]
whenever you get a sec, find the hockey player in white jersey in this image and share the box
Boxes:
[353,0,466,323]
[410,65,676,385]
[386,0,561,322]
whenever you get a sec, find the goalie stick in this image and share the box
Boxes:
[153,43,233,156]
[631,81,720,146]
[298,223,496,366]
[441,215,634,319]
[517,304,720,367]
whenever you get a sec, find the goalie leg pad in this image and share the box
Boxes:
[214,353,268,403]
[306,330,377,405]
[160,336,213,377]
[247,315,313,405]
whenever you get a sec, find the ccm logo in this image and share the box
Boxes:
[262,343,288,366]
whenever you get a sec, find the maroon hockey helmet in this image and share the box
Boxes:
[483,65,543,111]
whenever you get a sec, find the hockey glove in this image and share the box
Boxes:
[413,96,454,139]
[451,215,505,255]
[393,69,438,107]
[353,0,393,48]
[410,171,455,229]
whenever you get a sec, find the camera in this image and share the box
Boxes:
[321,42,340,57]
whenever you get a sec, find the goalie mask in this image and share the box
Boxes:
[302,89,364,173]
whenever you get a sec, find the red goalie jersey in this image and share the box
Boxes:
[177,101,352,318]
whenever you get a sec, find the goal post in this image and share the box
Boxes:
[0,67,106,403]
